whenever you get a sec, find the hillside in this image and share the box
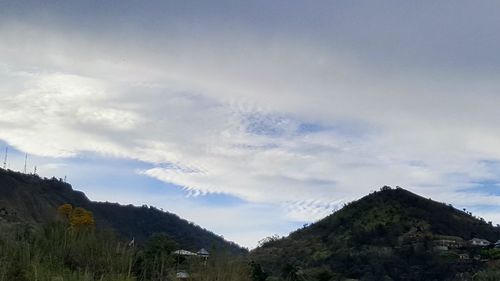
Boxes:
[0,168,245,254]
[251,186,500,281]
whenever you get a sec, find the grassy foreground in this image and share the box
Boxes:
[0,219,251,281]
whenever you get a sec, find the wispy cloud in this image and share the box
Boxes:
[1,1,500,247]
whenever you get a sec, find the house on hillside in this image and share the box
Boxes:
[458,253,469,260]
[469,238,490,247]
[434,245,449,251]
[494,240,500,248]
[433,236,465,250]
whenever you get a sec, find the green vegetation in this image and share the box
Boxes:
[0,168,245,254]
[0,221,135,281]
[0,213,251,281]
[475,268,500,281]
[4,168,500,281]
[251,187,500,280]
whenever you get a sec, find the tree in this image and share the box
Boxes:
[258,234,280,247]
[143,233,177,260]
[250,261,268,281]
[57,204,95,228]
[380,186,392,191]
[58,203,73,220]
[69,207,95,228]
[282,263,301,281]
[137,233,178,280]
[316,269,333,281]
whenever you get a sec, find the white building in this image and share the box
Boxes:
[494,240,500,248]
[469,238,490,247]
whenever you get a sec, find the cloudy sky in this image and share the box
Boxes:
[2,1,500,248]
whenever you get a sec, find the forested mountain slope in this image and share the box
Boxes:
[251,187,500,280]
[0,168,244,254]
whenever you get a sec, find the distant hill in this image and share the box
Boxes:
[0,168,245,254]
[251,186,500,281]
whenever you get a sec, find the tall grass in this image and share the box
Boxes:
[0,222,134,281]
[0,222,251,281]
[190,251,251,281]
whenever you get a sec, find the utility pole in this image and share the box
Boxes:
[2,147,7,170]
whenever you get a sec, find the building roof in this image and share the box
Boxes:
[197,248,209,256]
[173,249,197,256]
[470,238,490,243]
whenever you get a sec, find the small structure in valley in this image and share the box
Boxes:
[197,248,209,258]
[197,248,209,266]
[173,248,210,279]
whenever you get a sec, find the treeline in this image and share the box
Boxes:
[92,201,244,254]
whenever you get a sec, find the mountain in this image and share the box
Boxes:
[251,186,500,281]
[0,168,245,254]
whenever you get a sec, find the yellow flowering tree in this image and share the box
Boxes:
[58,203,73,220]
[57,204,95,228]
[69,207,95,228]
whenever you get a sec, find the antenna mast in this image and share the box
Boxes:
[2,147,7,169]
[23,153,27,174]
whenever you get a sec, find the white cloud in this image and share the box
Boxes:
[2,2,500,247]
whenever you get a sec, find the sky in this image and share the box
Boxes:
[1,1,500,248]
